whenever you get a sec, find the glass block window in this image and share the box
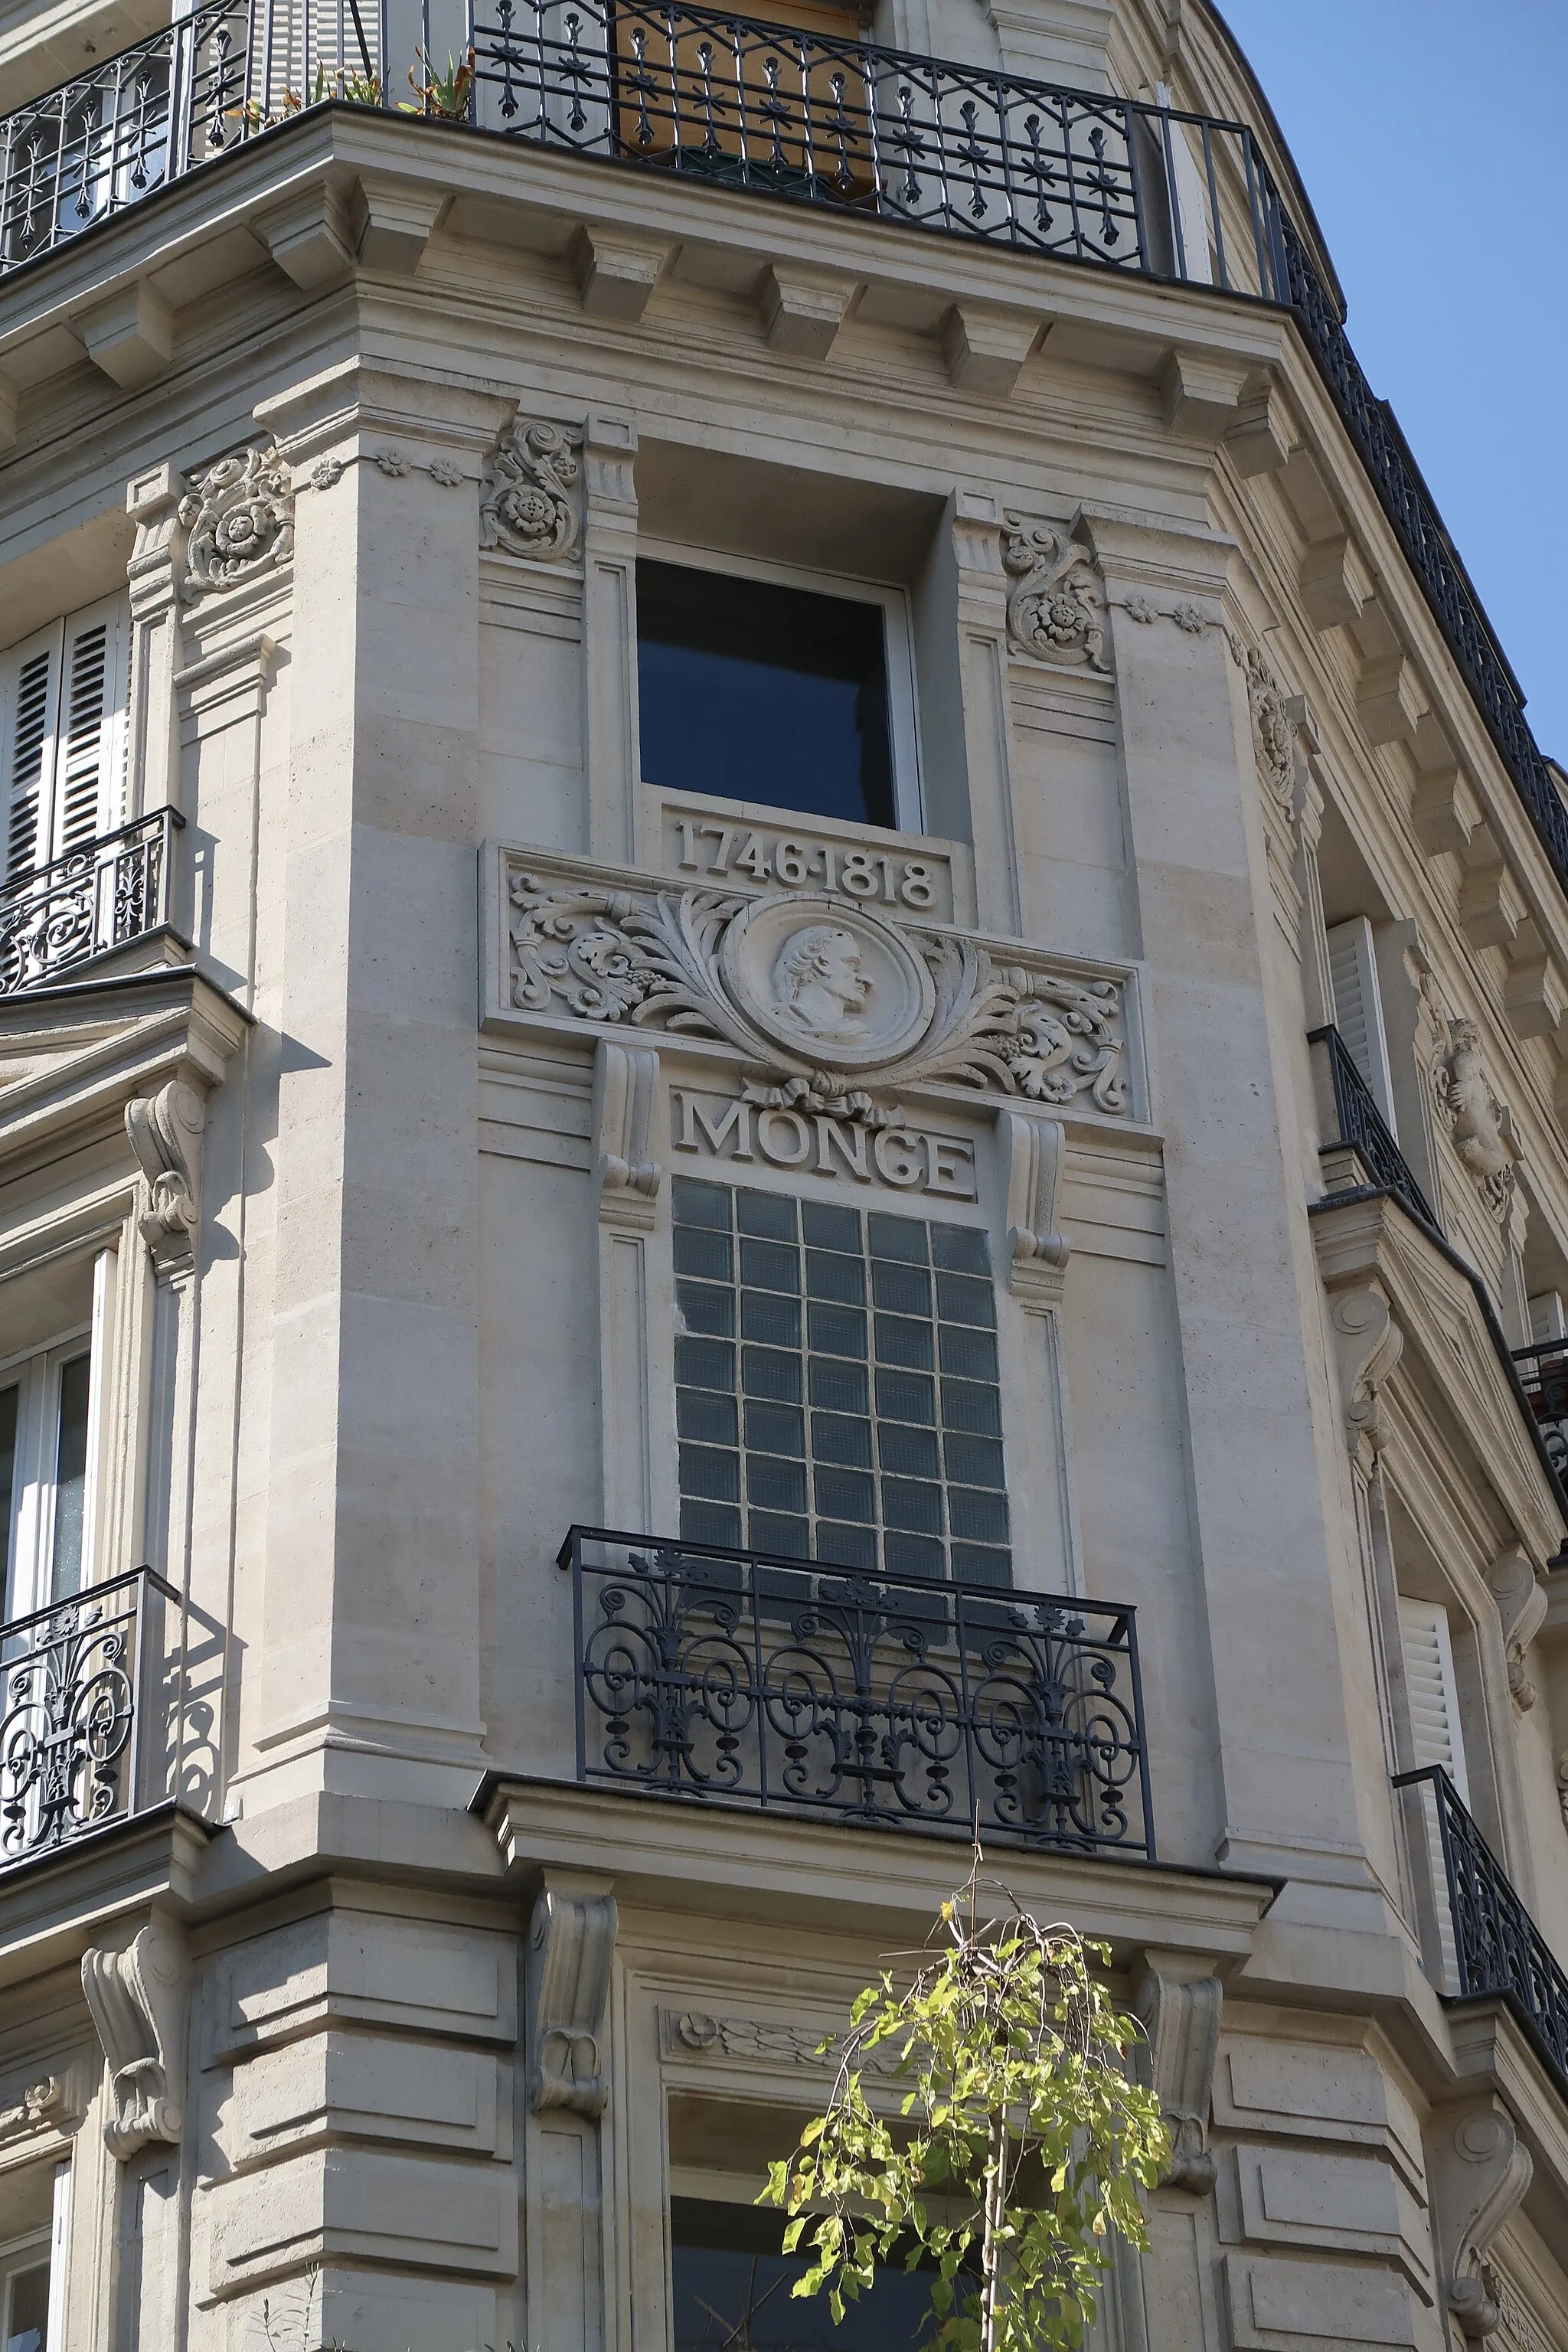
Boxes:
[673,1178,1010,1586]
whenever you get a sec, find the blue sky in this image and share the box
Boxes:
[1213,0,1567,761]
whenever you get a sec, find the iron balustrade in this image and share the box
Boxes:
[0,1566,225,1863]
[561,1524,1155,1857]
[1309,1023,1438,1230]
[0,808,182,999]
[1394,1765,1568,2104]
[1511,1336,1568,1485]
[0,3,1560,930]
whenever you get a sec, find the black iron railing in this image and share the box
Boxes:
[1512,1336,1568,1485]
[1,3,1560,923]
[1394,1765,1568,2103]
[561,1524,1155,1857]
[0,808,182,998]
[0,1566,224,1862]
[1309,1024,1438,1230]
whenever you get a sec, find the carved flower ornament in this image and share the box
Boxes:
[1000,515,1110,674]
[505,871,1129,1115]
[479,416,583,562]
[178,445,294,600]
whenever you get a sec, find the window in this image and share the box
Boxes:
[1326,916,1398,1135]
[1398,1595,1468,1989]
[1,598,129,883]
[638,558,913,830]
[1,1341,94,1623]
[671,2199,934,2352]
[673,1179,1010,1586]
[0,2157,67,2352]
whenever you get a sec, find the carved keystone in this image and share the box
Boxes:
[82,1921,188,2161]
[1429,2099,1533,2342]
[1131,1957,1221,2196]
[528,1873,618,2117]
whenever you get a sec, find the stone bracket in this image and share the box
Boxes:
[593,1040,661,1230]
[998,1109,1070,1311]
[126,1079,207,1273]
[1429,2097,1533,2342]
[82,1919,189,2161]
[528,1873,618,2118]
[1132,1955,1221,2195]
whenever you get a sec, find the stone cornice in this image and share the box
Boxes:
[0,1804,215,1994]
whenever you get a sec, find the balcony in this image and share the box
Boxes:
[0,809,182,1000]
[1395,1765,1568,2105]
[0,1567,224,1867]
[560,1524,1155,1857]
[1513,1337,1568,1486]
[1308,1023,1437,1230]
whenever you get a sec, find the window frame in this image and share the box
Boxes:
[1,1328,94,1624]
[635,537,926,838]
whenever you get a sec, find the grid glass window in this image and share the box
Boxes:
[674,1178,1010,1586]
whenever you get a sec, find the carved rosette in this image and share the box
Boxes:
[1232,636,1296,805]
[1434,1018,1518,1219]
[479,416,583,561]
[178,445,294,601]
[1001,515,1109,673]
[504,867,1130,1117]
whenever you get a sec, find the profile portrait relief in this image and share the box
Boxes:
[771,926,873,1037]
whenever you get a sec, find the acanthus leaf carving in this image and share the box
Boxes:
[1131,1960,1221,2197]
[659,2006,905,2076]
[528,1877,617,2117]
[1227,632,1296,805]
[81,1920,188,2161]
[126,1080,206,1271]
[593,1039,662,1230]
[178,444,294,601]
[1435,1018,1519,1220]
[1485,1547,1547,1712]
[479,415,583,563]
[505,866,1130,1117]
[1329,1285,1403,1471]
[1001,515,1109,673]
[1429,2099,1534,2344]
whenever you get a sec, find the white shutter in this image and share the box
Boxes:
[1398,1595,1468,1994]
[1528,1291,1568,1345]
[51,596,128,858]
[0,625,62,880]
[1327,916,1400,1137]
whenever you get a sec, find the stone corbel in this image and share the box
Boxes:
[1429,2099,1533,2342]
[997,1110,1070,1311]
[1131,1956,1221,2196]
[1486,1547,1547,1712]
[593,1040,661,1230]
[81,1920,188,2161]
[528,1875,618,2117]
[126,1079,206,1273]
[1328,1285,1403,1475]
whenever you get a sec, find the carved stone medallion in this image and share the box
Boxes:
[718,893,936,1073]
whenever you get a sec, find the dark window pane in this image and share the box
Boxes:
[751,1512,810,1560]
[871,1260,931,1317]
[949,1488,1010,1544]
[952,1544,1011,1588]
[939,1325,998,1383]
[940,1378,1001,1436]
[885,1531,945,1581]
[674,1227,733,1282]
[670,2200,935,2352]
[809,1358,868,1415]
[681,1498,742,1548]
[676,1337,735,1393]
[742,1346,802,1404]
[815,1465,875,1523]
[936,1272,995,1329]
[744,1400,805,1456]
[637,562,894,829]
[811,1413,873,1468]
[678,1390,737,1446]
[944,1432,1005,1489]
[6,2262,49,2352]
[808,1303,867,1359]
[815,1521,879,1573]
[867,1213,926,1263]
[802,1200,861,1254]
[748,1455,808,1514]
[806,1250,865,1305]
[680,1444,740,1501]
[740,1237,799,1294]
[876,1368,935,1425]
[672,1177,731,1230]
[737,1189,799,1240]
[874,1315,933,1370]
[882,1478,943,1534]
[877,1424,940,1480]
[932,1223,991,1274]
[741,1292,802,1348]
[677,1280,734,1338]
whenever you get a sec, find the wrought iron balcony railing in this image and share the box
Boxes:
[561,1524,1155,1857]
[0,1566,224,1864]
[1394,1765,1568,2105]
[0,808,182,999]
[1,2,1560,932]
[1308,1023,1438,1230]
[1512,1335,1568,1485]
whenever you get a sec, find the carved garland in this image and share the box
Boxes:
[178,445,294,601]
[505,871,1129,1116]
[479,416,583,562]
[1000,516,1109,673]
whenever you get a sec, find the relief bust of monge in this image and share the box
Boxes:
[771,926,872,1040]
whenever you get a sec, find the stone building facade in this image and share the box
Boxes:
[0,0,1566,2344]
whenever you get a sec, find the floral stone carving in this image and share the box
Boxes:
[1233,635,1295,805]
[479,416,583,561]
[1001,516,1109,673]
[178,445,294,600]
[504,866,1129,1114]
[1434,1018,1517,1217]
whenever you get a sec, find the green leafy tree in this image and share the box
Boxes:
[760,1865,1169,2352]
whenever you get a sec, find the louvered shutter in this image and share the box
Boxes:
[1,626,62,881]
[50,596,127,859]
[1327,916,1400,1137]
[1398,1595,1468,1991]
